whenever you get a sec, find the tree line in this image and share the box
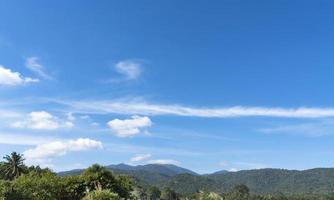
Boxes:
[1,152,334,200]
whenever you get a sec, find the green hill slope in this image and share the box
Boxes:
[58,165,334,195]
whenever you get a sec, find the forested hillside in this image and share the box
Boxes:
[59,163,334,196]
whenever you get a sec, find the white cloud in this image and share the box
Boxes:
[147,159,181,165]
[107,115,152,137]
[25,57,52,80]
[11,111,73,130]
[219,161,267,171]
[24,138,103,165]
[0,65,39,86]
[228,168,238,172]
[60,99,334,118]
[130,154,151,163]
[115,60,141,80]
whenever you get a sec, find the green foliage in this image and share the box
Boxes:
[81,164,134,199]
[161,173,217,195]
[82,164,117,192]
[0,180,27,200]
[224,184,250,200]
[161,188,180,200]
[113,175,134,199]
[82,189,121,200]
[148,186,161,200]
[132,185,149,200]
[12,170,62,200]
[61,175,86,200]
[27,165,53,175]
[0,180,12,199]
[193,191,223,200]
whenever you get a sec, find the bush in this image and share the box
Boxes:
[12,171,62,200]
[61,175,87,200]
[82,190,122,200]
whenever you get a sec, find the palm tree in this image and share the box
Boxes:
[1,152,26,180]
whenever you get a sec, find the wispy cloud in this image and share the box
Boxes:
[129,154,151,163]
[107,115,152,137]
[114,60,142,80]
[0,65,39,86]
[219,161,268,171]
[24,138,103,166]
[259,120,334,137]
[25,57,52,80]
[147,159,181,165]
[55,99,334,118]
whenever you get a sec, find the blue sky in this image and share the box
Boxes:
[1,0,334,173]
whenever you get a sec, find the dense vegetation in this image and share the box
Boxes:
[1,152,334,199]
[71,163,334,196]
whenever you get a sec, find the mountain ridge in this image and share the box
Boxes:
[58,164,334,195]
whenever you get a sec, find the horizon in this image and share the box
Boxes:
[1,0,334,174]
[57,162,334,175]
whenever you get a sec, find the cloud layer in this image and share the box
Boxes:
[60,99,334,118]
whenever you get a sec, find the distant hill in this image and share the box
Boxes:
[58,165,334,195]
[58,163,197,186]
[107,163,197,177]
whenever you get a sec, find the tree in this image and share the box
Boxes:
[27,165,53,175]
[161,188,180,200]
[81,164,134,199]
[149,186,161,200]
[132,186,148,200]
[113,175,134,199]
[233,184,250,199]
[224,184,250,200]
[81,164,117,192]
[60,175,86,200]
[1,152,26,180]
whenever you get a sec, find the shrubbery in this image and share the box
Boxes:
[0,152,135,200]
[82,190,121,200]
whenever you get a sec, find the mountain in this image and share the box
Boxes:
[107,163,197,177]
[208,170,229,175]
[58,163,197,186]
[58,165,334,195]
[162,168,334,195]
